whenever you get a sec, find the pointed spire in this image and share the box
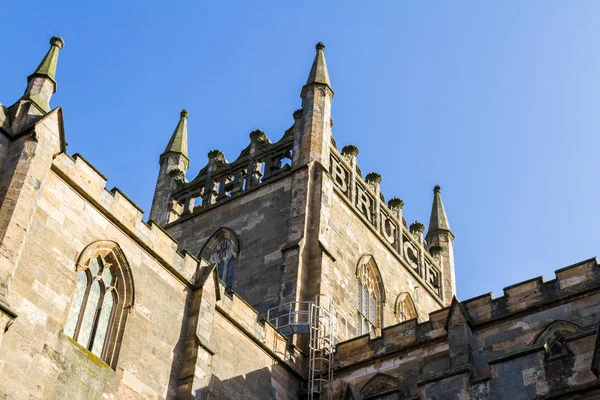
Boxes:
[427,185,453,239]
[16,36,64,115]
[28,36,64,91]
[305,42,331,88]
[163,109,189,161]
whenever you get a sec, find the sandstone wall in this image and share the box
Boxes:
[330,258,600,399]
[205,286,303,399]
[167,172,295,316]
[317,160,444,341]
[0,154,194,399]
[0,152,302,399]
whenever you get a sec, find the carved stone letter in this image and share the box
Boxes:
[380,212,396,245]
[330,156,348,193]
[355,185,373,223]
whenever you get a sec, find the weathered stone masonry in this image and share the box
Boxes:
[0,36,598,400]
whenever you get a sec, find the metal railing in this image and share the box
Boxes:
[267,295,342,400]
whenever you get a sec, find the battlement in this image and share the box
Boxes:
[334,257,600,369]
[166,126,295,224]
[51,152,199,286]
[328,146,444,301]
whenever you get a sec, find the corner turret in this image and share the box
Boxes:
[150,110,190,225]
[8,36,64,134]
[25,36,64,110]
[294,42,334,168]
[426,185,455,304]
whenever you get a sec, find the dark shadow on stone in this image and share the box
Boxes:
[166,287,194,399]
[195,366,294,400]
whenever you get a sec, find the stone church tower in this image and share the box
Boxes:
[149,42,455,340]
[0,37,599,400]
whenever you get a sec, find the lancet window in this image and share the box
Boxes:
[64,242,134,367]
[210,238,237,287]
[394,292,418,323]
[200,228,239,288]
[356,256,385,336]
[534,320,581,360]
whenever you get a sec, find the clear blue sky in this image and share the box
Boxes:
[2,2,599,301]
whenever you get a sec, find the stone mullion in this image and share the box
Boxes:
[73,268,92,342]
[202,167,214,207]
[216,175,229,201]
[182,195,194,214]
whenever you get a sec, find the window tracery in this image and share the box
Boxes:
[533,320,581,360]
[356,256,385,336]
[64,241,133,367]
[394,292,417,323]
[209,238,237,287]
[200,228,239,289]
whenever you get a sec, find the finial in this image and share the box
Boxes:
[30,36,65,82]
[341,144,359,157]
[180,109,189,118]
[365,172,382,184]
[429,245,443,256]
[208,149,225,161]
[410,221,425,234]
[249,129,267,141]
[50,36,65,49]
[434,185,441,193]
[316,42,325,51]
[388,197,404,210]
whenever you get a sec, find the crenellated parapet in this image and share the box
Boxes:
[329,146,444,301]
[334,257,600,372]
[51,152,199,286]
[165,127,295,223]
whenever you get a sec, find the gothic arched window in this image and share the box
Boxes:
[200,228,239,288]
[356,255,385,336]
[210,238,237,287]
[64,241,134,367]
[534,320,581,360]
[394,292,418,323]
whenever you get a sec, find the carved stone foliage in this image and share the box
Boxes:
[169,130,294,219]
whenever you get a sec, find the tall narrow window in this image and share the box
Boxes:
[64,242,134,368]
[209,238,237,287]
[200,228,240,289]
[355,256,385,336]
[394,292,418,323]
[357,263,376,334]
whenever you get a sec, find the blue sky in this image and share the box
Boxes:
[2,2,599,301]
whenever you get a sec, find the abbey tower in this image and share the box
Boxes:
[0,37,598,400]
[148,42,455,339]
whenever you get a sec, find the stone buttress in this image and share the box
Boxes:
[0,37,66,344]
